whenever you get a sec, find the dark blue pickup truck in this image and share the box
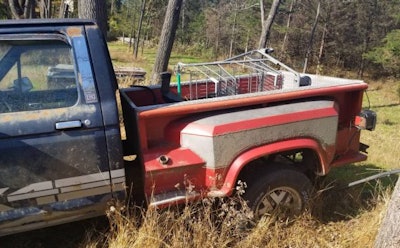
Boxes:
[0,19,375,236]
[0,19,126,235]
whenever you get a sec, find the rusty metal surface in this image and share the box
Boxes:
[66,26,82,37]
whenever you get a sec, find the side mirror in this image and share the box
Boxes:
[13,77,33,92]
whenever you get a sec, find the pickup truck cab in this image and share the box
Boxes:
[0,19,376,236]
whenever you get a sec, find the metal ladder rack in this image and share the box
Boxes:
[174,49,301,100]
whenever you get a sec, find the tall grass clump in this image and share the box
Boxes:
[84,178,393,248]
[87,195,254,248]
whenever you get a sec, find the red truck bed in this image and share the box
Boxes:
[120,71,368,206]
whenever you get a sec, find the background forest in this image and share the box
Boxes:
[1,0,400,79]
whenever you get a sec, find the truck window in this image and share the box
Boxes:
[0,40,78,113]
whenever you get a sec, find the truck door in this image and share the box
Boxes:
[0,34,116,233]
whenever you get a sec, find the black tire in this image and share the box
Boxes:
[242,166,313,220]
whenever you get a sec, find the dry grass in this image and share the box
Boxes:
[83,183,392,248]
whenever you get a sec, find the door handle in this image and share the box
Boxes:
[55,120,82,130]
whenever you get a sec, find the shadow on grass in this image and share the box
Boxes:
[312,163,398,223]
[370,103,400,109]
[0,217,108,248]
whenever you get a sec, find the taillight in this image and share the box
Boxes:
[355,110,377,131]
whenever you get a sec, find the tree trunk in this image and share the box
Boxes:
[58,0,66,18]
[110,0,115,16]
[129,9,136,49]
[281,0,296,55]
[358,0,376,78]
[303,0,320,73]
[24,0,35,18]
[39,0,52,18]
[134,0,146,59]
[215,10,221,58]
[9,0,35,19]
[151,0,183,85]
[229,4,238,58]
[316,22,327,75]
[316,1,331,75]
[39,0,45,18]
[8,0,22,19]
[180,0,185,44]
[78,0,108,38]
[245,29,250,53]
[142,13,152,56]
[258,0,281,49]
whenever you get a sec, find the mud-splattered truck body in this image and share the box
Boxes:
[0,19,375,236]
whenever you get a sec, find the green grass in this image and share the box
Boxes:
[360,79,400,169]
[108,41,210,84]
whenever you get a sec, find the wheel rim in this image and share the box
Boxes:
[255,186,303,218]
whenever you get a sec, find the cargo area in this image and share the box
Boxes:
[122,49,365,108]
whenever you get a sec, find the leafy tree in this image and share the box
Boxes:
[3,0,395,78]
[0,0,11,19]
[203,3,228,58]
[176,0,205,45]
[146,0,169,42]
[108,0,141,40]
[364,29,400,77]
[197,0,259,58]
[109,0,122,15]
[95,0,400,78]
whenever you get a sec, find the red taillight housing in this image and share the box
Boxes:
[355,110,377,131]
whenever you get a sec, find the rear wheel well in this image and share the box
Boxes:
[237,148,320,188]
